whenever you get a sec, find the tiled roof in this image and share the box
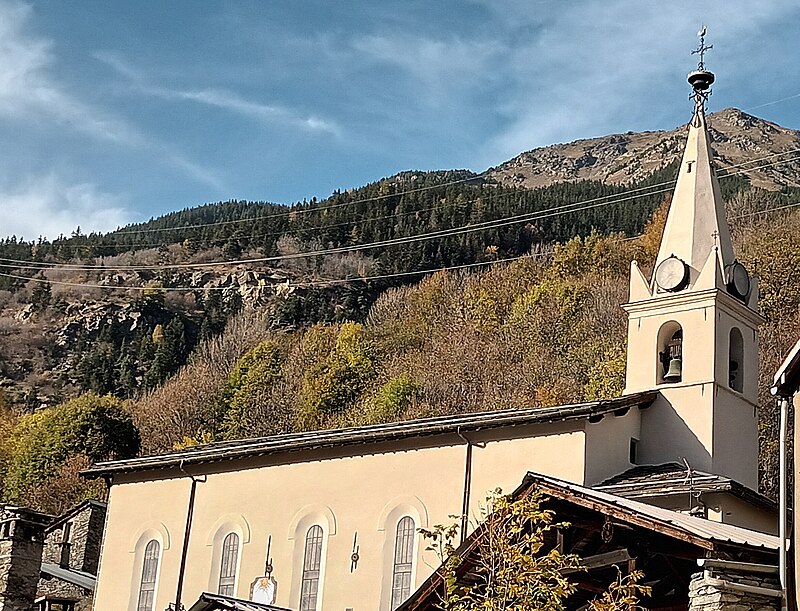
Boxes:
[84,391,655,477]
[187,592,292,611]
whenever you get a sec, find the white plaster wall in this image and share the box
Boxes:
[583,408,642,486]
[93,426,587,611]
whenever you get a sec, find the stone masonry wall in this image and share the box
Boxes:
[42,503,106,574]
[36,574,92,611]
[689,569,781,611]
[0,508,48,611]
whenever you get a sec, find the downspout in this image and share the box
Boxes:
[779,396,789,607]
[174,460,206,611]
[456,429,486,544]
[457,428,472,544]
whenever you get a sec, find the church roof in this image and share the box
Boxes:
[84,391,656,478]
[594,463,776,511]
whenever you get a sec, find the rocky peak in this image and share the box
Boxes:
[488,108,800,191]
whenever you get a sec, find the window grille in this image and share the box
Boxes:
[391,517,415,609]
[300,525,324,611]
[136,540,160,611]
[218,532,240,595]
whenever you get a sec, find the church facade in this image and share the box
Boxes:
[86,58,776,611]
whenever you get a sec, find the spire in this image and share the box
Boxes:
[654,29,735,282]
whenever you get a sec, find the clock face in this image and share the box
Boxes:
[728,262,751,299]
[655,256,688,292]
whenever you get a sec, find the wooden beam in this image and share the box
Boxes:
[564,549,633,573]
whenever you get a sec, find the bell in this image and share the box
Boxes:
[664,357,682,383]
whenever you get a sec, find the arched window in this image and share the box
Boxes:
[299,525,324,611]
[137,540,160,611]
[218,532,239,596]
[729,327,744,392]
[391,517,416,609]
[657,322,683,384]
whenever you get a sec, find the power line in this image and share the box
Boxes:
[109,172,487,235]
[26,146,800,254]
[0,183,674,272]
[4,195,800,293]
[45,177,668,252]
[3,148,800,282]
[6,148,798,273]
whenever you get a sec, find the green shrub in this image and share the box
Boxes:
[297,322,376,429]
[367,373,421,424]
[4,393,140,507]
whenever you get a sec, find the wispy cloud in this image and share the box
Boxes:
[1,175,134,240]
[96,51,340,136]
[351,34,505,108]
[0,1,224,191]
[475,0,800,165]
[0,2,141,145]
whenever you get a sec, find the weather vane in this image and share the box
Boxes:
[691,26,713,71]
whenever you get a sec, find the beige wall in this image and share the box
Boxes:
[93,426,586,611]
[638,492,775,534]
[624,288,761,491]
[583,408,641,486]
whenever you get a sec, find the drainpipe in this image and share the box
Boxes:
[174,461,206,611]
[456,429,486,544]
[778,396,788,607]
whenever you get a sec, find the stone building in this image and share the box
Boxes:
[86,47,783,611]
[0,506,50,611]
[36,500,107,611]
[0,501,106,611]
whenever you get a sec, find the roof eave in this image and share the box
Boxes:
[772,338,800,397]
[83,391,656,479]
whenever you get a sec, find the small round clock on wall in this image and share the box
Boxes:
[655,255,689,292]
[726,261,751,300]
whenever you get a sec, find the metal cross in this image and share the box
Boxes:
[711,230,720,251]
[691,26,713,70]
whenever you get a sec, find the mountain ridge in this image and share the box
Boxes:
[487,108,800,191]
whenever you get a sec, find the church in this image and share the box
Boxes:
[85,50,781,611]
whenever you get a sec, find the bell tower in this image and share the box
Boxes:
[622,31,763,489]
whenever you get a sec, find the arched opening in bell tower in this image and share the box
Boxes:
[729,327,744,392]
[657,321,683,384]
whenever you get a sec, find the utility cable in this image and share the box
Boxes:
[3,195,800,293]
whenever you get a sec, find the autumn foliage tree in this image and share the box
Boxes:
[419,489,650,611]
[4,392,140,510]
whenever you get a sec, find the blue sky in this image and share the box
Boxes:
[2,0,800,240]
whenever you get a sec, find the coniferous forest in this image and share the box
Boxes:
[1,156,799,513]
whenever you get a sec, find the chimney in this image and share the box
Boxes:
[0,506,50,611]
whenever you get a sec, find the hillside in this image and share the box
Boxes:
[1,109,800,511]
[489,109,800,191]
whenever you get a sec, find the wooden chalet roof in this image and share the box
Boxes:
[187,593,291,611]
[535,474,778,551]
[84,391,655,478]
[594,462,777,512]
[400,472,778,610]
